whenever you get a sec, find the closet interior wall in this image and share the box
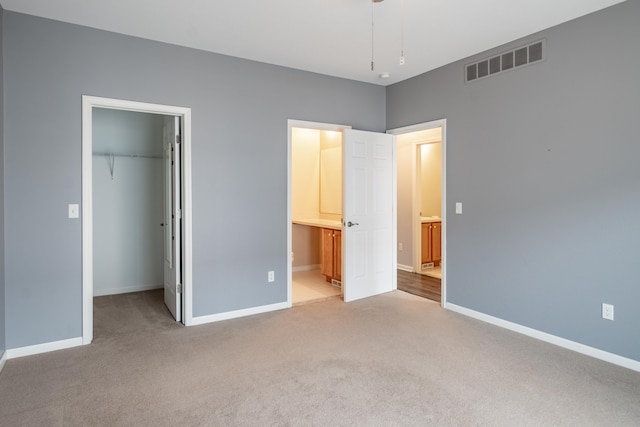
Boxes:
[92,108,169,296]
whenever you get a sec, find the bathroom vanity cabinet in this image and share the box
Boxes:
[321,228,342,284]
[421,221,442,267]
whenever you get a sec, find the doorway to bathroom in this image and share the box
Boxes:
[389,120,446,306]
[288,119,397,306]
[290,125,345,304]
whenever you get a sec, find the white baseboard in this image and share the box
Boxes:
[190,301,290,326]
[0,350,6,373]
[6,337,84,359]
[292,264,321,273]
[397,264,413,272]
[94,284,163,297]
[447,303,640,373]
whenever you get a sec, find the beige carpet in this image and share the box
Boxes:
[1,289,639,426]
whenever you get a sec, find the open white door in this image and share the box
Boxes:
[163,116,182,321]
[343,129,395,302]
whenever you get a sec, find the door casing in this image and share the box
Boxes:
[81,96,193,344]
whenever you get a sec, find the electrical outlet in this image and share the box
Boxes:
[602,303,614,320]
[398,243,403,251]
[268,271,275,283]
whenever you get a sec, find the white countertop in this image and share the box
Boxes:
[421,217,441,223]
[293,218,342,230]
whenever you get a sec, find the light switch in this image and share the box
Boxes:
[455,202,463,214]
[68,204,79,219]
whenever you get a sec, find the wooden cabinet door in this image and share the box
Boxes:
[334,230,342,281]
[421,223,432,264]
[431,222,442,265]
[321,228,334,280]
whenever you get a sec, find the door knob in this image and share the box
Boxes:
[346,221,359,227]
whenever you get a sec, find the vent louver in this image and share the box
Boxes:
[465,40,545,83]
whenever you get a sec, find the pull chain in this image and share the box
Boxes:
[371,0,375,71]
[400,0,405,65]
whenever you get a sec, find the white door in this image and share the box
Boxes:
[343,129,395,302]
[163,116,182,321]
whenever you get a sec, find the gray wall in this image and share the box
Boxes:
[0,6,5,357]
[3,12,385,348]
[92,109,166,296]
[387,0,640,361]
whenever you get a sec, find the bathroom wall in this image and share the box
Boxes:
[291,224,321,270]
[395,135,414,269]
[291,128,320,220]
[420,142,442,218]
[319,130,342,219]
[291,128,342,270]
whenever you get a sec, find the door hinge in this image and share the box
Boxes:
[176,283,183,293]
[175,135,181,144]
[176,209,182,219]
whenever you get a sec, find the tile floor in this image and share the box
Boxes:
[292,269,342,304]
[421,265,442,279]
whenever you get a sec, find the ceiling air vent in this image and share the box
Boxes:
[465,39,545,83]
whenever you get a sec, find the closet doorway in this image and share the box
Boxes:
[92,109,169,298]
[81,96,193,345]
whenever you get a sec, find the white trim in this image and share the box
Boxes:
[0,351,6,373]
[447,304,640,373]
[190,302,290,326]
[391,136,398,291]
[413,144,422,280]
[397,263,413,272]
[181,111,194,326]
[93,284,163,297]
[387,119,447,308]
[387,121,446,135]
[82,98,93,344]
[441,122,447,308]
[292,264,321,273]
[287,120,352,308]
[82,95,194,342]
[6,337,83,359]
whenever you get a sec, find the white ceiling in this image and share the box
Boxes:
[1,0,626,86]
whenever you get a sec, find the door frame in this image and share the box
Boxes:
[413,135,443,274]
[287,119,351,306]
[387,119,447,308]
[81,95,193,344]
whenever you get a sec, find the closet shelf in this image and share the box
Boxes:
[94,152,162,180]
[93,152,162,160]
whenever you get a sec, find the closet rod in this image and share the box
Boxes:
[93,152,162,160]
